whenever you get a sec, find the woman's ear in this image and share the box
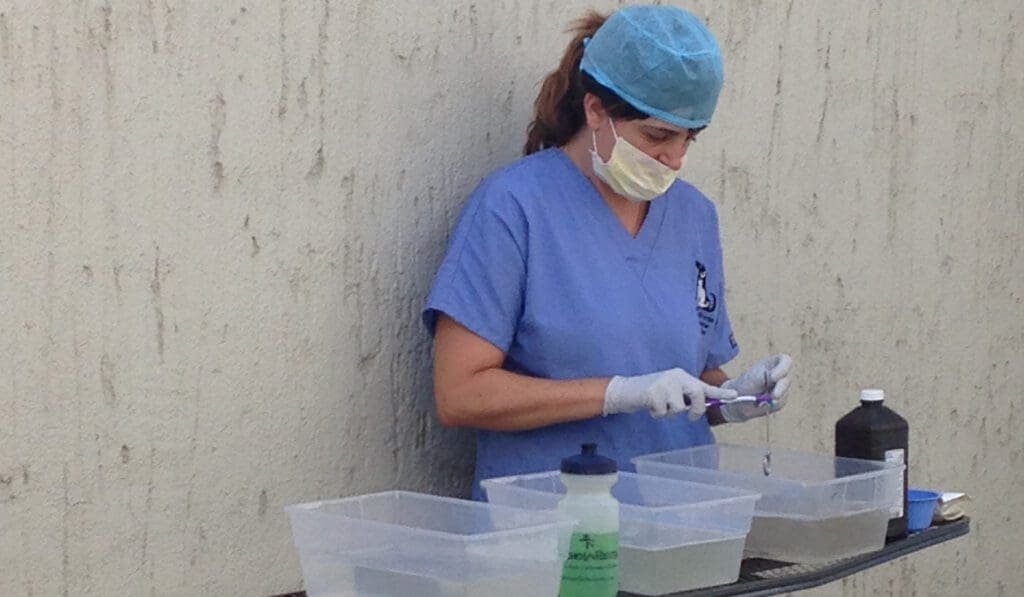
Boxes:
[583,92,607,130]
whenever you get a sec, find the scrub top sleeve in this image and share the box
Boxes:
[704,208,740,370]
[422,181,527,353]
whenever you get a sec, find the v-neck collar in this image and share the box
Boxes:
[554,149,668,269]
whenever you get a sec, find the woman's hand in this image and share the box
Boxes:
[604,368,738,421]
[719,354,793,422]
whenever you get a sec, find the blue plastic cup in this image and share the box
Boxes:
[907,489,941,532]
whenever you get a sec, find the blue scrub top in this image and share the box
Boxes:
[423,148,740,499]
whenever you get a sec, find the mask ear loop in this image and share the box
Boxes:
[592,119,620,160]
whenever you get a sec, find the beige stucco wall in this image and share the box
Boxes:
[1,1,1020,595]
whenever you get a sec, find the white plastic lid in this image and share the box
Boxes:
[860,389,885,402]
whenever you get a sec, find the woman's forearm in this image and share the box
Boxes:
[433,316,733,431]
[434,315,609,431]
[436,367,608,431]
[437,367,731,431]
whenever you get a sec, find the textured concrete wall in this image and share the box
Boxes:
[0,1,1020,595]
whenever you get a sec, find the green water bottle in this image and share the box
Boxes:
[557,443,619,597]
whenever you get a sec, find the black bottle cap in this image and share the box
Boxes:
[560,443,617,475]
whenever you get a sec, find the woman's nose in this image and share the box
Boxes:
[659,144,688,170]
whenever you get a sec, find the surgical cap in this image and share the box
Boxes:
[580,5,724,129]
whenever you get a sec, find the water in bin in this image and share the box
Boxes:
[286,492,571,597]
[633,444,902,563]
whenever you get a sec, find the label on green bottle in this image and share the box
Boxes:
[559,531,618,597]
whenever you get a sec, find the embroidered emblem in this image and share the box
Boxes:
[695,261,717,312]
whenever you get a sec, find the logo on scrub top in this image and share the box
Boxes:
[695,261,717,312]
[695,261,717,336]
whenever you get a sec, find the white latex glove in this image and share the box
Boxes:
[719,354,793,423]
[604,368,738,421]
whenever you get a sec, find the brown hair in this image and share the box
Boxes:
[523,11,648,155]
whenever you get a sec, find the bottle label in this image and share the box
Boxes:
[885,448,905,518]
[559,531,618,597]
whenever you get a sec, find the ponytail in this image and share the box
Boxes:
[523,11,649,155]
[523,12,607,155]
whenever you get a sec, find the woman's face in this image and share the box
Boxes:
[610,118,699,170]
[586,94,700,171]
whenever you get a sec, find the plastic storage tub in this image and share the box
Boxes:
[286,491,575,597]
[633,444,904,563]
[482,471,761,595]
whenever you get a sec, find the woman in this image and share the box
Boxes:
[423,5,792,499]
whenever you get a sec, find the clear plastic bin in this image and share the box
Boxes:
[632,443,904,563]
[482,471,760,594]
[286,491,575,597]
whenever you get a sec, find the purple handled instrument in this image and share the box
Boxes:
[705,392,774,409]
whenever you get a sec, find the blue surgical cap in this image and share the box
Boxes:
[580,5,724,129]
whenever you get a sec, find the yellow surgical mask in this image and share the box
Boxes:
[590,120,683,202]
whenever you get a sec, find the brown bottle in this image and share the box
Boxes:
[835,389,909,540]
